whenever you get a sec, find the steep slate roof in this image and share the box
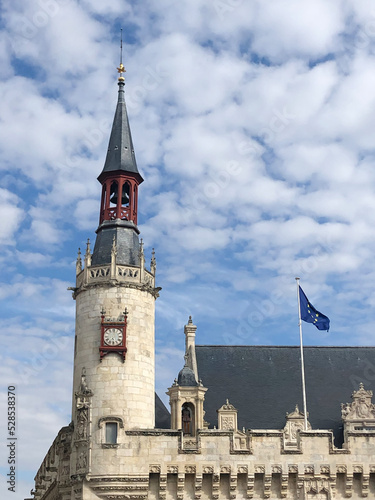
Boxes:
[155,393,170,429]
[92,220,140,266]
[99,80,142,180]
[196,345,375,447]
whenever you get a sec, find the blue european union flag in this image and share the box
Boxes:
[299,286,330,331]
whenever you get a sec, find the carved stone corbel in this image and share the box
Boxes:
[345,475,353,498]
[263,474,272,499]
[362,474,370,498]
[212,473,220,499]
[159,473,167,500]
[230,473,237,498]
[247,474,254,499]
[177,473,184,500]
[195,474,202,499]
[281,474,288,498]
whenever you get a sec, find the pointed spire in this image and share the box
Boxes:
[76,248,82,275]
[150,248,156,275]
[117,28,125,83]
[91,38,145,268]
[98,37,143,183]
[140,239,145,265]
[84,239,91,267]
[184,316,198,383]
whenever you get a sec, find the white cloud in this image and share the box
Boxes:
[250,0,346,60]
[3,1,375,497]
[0,188,24,244]
[15,250,52,267]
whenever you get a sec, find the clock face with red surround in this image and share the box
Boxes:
[100,309,128,362]
[104,327,123,346]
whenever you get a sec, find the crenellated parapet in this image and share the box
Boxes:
[80,425,375,500]
[31,410,375,499]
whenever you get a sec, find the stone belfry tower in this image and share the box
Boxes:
[71,59,159,475]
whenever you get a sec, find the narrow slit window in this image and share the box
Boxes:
[105,422,118,444]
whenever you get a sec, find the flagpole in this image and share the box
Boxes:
[295,277,308,431]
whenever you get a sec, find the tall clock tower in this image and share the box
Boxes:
[70,62,159,478]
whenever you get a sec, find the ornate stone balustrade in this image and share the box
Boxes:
[72,239,157,297]
[75,264,155,294]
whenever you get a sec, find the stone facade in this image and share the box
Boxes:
[28,71,375,500]
[32,381,375,499]
[31,303,375,500]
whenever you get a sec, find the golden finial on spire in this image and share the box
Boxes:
[117,28,126,81]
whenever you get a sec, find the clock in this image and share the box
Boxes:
[104,328,123,346]
[99,308,128,362]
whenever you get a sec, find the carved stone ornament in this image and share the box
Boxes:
[304,479,330,495]
[62,443,71,460]
[304,465,314,475]
[167,465,178,474]
[288,465,298,474]
[74,486,82,500]
[76,451,87,471]
[353,464,363,473]
[217,399,238,432]
[341,383,375,421]
[220,466,231,474]
[370,465,375,473]
[320,465,330,474]
[272,465,282,474]
[62,465,70,476]
[149,465,161,473]
[185,465,196,474]
[75,368,93,410]
[283,405,311,445]
[221,416,235,430]
[336,465,347,474]
[255,465,265,474]
[203,466,214,474]
[238,466,248,474]
[218,399,237,412]
[76,407,88,440]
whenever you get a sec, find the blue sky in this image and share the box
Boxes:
[2,0,375,497]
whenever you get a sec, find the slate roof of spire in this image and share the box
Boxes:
[99,79,143,180]
[195,345,375,447]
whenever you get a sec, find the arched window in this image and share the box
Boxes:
[122,182,130,207]
[109,181,118,206]
[182,403,195,435]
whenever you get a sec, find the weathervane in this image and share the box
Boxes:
[117,28,126,81]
